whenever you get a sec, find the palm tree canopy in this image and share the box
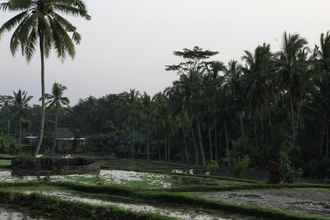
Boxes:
[12,89,33,119]
[0,0,90,61]
[45,82,70,109]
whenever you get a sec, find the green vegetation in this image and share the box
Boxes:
[2,34,330,181]
[233,156,251,178]
[0,159,11,168]
[0,0,330,219]
[0,0,90,155]
[0,189,175,220]
[2,181,330,220]
[0,133,17,155]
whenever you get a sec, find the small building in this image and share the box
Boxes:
[24,128,87,154]
[54,128,87,153]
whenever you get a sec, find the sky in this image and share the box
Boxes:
[0,0,329,104]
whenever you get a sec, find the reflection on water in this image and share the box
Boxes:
[0,207,45,220]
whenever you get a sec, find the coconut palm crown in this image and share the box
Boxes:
[0,0,90,60]
[0,0,90,155]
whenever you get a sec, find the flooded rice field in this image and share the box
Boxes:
[0,206,46,220]
[0,169,172,188]
[0,169,242,189]
[2,169,326,219]
[21,190,258,220]
[196,188,330,217]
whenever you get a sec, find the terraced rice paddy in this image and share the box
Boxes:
[0,206,46,220]
[1,163,330,220]
[193,188,330,217]
[0,169,250,189]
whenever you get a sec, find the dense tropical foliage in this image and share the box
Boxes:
[1,32,330,178]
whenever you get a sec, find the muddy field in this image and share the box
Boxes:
[0,206,46,220]
[196,188,330,217]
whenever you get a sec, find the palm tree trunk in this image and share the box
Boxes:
[182,128,189,163]
[168,136,171,161]
[7,120,10,135]
[214,124,219,161]
[146,134,150,160]
[197,121,206,166]
[52,112,59,156]
[208,127,213,160]
[35,32,46,156]
[164,137,167,161]
[320,123,325,157]
[19,118,22,144]
[290,98,296,147]
[239,113,245,138]
[131,126,136,159]
[191,128,200,165]
[224,121,230,158]
[326,125,329,158]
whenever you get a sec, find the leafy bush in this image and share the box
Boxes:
[114,145,131,158]
[0,133,18,155]
[279,151,302,183]
[206,160,220,174]
[268,160,281,184]
[305,158,330,179]
[318,157,330,178]
[233,156,251,178]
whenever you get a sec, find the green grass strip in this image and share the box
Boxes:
[0,189,175,220]
[2,181,330,220]
[49,182,330,220]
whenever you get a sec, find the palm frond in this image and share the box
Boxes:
[0,10,29,39]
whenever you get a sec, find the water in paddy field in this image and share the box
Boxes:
[0,206,46,220]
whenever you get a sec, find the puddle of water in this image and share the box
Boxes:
[0,170,172,188]
[0,206,46,220]
[99,170,172,188]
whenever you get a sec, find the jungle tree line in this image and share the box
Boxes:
[0,83,69,155]
[1,32,330,173]
[67,32,330,169]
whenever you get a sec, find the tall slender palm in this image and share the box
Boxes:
[242,44,275,148]
[12,90,33,144]
[312,31,330,157]
[276,32,310,148]
[0,0,90,155]
[45,82,69,155]
[223,60,244,156]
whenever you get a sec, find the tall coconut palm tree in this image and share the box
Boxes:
[312,31,330,158]
[45,82,69,155]
[0,0,90,155]
[276,32,310,149]
[12,90,33,144]
[242,44,276,148]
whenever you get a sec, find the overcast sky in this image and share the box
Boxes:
[0,0,329,104]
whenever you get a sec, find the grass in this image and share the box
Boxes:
[0,189,176,220]
[3,181,330,220]
[1,158,330,220]
[0,159,11,168]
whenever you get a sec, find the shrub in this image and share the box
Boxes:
[0,133,18,155]
[279,151,302,183]
[268,160,281,184]
[233,156,251,178]
[318,157,330,179]
[114,145,131,158]
[206,160,220,174]
[304,158,330,179]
